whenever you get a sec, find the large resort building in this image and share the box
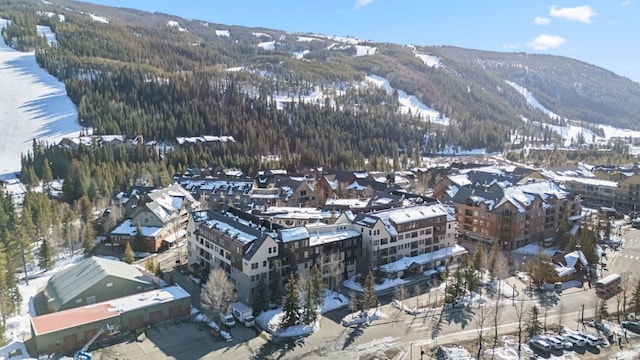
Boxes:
[353,204,465,278]
[449,180,581,250]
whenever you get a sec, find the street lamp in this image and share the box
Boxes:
[512,283,516,305]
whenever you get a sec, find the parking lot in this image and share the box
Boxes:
[89,320,267,360]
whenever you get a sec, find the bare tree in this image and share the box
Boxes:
[393,285,407,306]
[620,272,632,321]
[414,283,422,310]
[616,283,625,323]
[557,302,565,333]
[492,291,502,353]
[474,305,492,359]
[349,290,358,314]
[201,269,236,319]
[515,302,528,359]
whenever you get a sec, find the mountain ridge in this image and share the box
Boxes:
[2,0,639,157]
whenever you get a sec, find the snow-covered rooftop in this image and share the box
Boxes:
[380,244,467,273]
[203,219,257,244]
[110,219,161,237]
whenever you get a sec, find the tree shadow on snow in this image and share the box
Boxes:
[342,322,367,350]
[537,292,560,309]
[250,335,306,360]
[442,304,474,330]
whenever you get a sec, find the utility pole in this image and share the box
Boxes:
[576,304,584,330]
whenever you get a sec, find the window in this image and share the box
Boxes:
[263,260,267,267]
[294,242,299,249]
[304,251,309,258]
[106,282,113,287]
[269,247,272,254]
[251,262,258,270]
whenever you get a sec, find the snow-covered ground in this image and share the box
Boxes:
[215,29,230,37]
[0,250,85,359]
[255,290,348,337]
[342,275,408,292]
[0,18,83,176]
[507,80,640,148]
[365,75,450,125]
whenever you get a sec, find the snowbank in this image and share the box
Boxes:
[343,276,408,292]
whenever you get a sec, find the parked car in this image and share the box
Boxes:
[622,321,640,334]
[564,334,586,347]
[550,335,573,350]
[539,335,564,350]
[575,332,601,347]
[528,339,551,352]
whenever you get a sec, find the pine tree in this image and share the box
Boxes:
[461,257,479,294]
[310,265,325,309]
[252,275,269,314]
[526,305,543,339]
[134,223,145,252]
[472,242,486,275]
[281,273,300,327]
[0,247,14,330]
[360,271,378,313]
[38,238,54,271]
[488,241,500,278]
[144,257,157,273]
[42,160,53,185]
[82,221,95,256]
[122,241,135,264]
[445,267,465,306]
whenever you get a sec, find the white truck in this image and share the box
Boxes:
[219,311,235,328]
[230,302,255,327]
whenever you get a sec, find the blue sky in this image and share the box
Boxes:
[81,0,639,83]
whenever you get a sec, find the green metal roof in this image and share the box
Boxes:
[44,256,153,311]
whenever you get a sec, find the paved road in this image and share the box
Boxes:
[91,230,640,359]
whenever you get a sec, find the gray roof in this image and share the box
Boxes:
[44,257,153,311]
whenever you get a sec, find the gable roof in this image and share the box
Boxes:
[140,183,199,223]
[44,257,153,311]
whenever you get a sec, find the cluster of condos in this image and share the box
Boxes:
[32,160,632,357]
[99,162,590,307]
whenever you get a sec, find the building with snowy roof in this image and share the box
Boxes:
[187,208,281,305]
[31,285,190,356]
[278,222,361,290]
[450,180,581,251]
[187,204,363,303]
[256,206,351,228]
[353,204,462,277]
[251,173,319,209]
[42,256,156,313]
[109,183,201,252]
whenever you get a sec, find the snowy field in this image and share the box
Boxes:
[0,19,83,176]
